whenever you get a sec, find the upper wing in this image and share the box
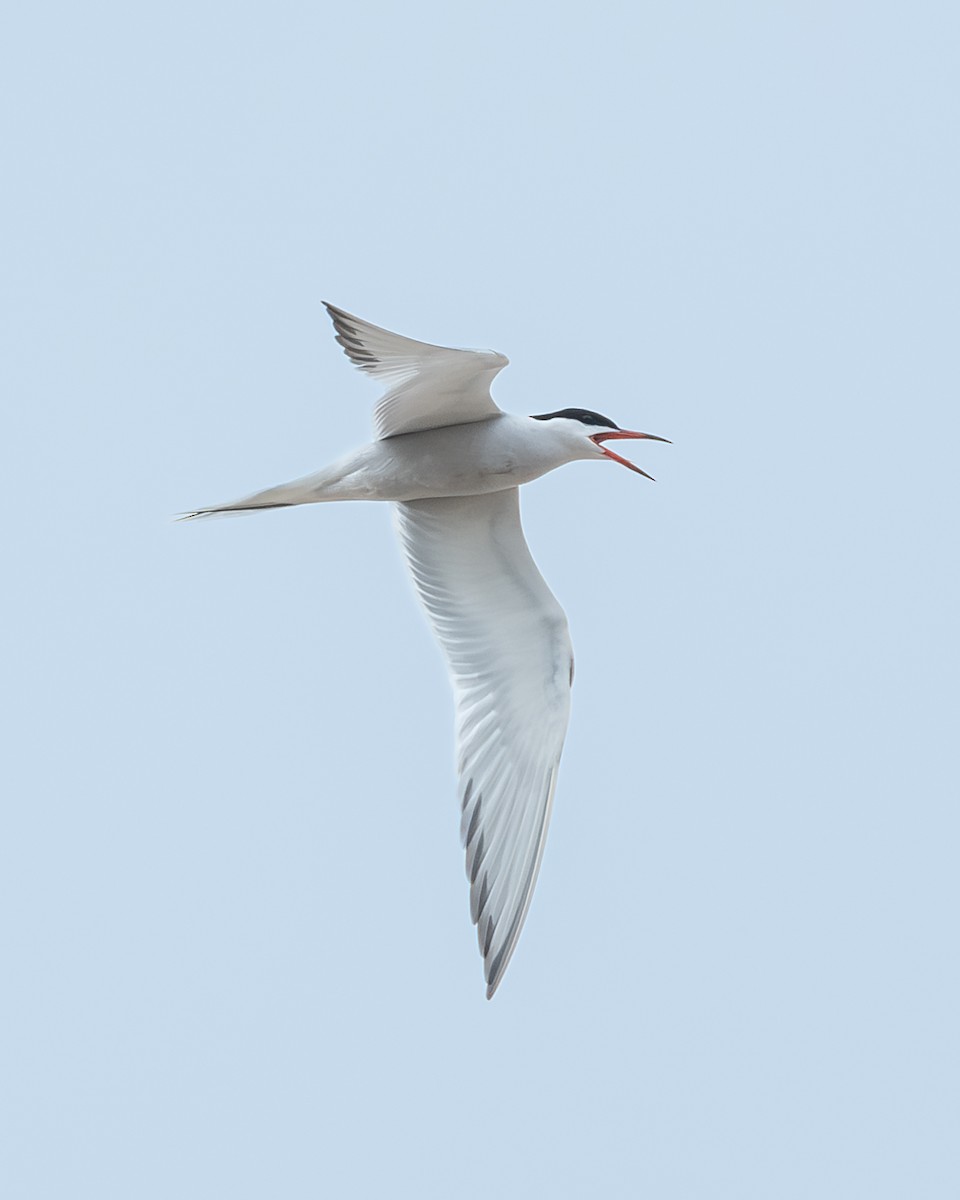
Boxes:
[395,489,573,997]
[324,303,509,439]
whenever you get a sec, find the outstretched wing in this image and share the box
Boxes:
[324,303,508,439]
[395,489,573,997]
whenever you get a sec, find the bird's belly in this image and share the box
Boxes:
[350,424,561,501]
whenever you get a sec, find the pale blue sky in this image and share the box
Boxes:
[2,2,958,1197]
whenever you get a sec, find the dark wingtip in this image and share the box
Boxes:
[323,301,354,331]
[323,301,345,326]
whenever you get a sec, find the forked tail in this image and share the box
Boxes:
[178,472,338,521]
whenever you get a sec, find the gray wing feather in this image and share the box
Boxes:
[324,303,508,439]
[395,490,573,997]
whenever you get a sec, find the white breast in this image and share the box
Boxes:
[319,415,586,502]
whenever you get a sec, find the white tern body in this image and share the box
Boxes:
[185,303,668,997]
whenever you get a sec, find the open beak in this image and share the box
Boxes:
[589,430,671,480]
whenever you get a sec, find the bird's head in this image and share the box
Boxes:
[530,408,670,480]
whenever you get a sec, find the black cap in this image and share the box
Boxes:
[530,408,619,429]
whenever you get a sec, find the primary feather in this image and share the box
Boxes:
[324,302,509,439]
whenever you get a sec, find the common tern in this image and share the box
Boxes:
[185,304,669,997]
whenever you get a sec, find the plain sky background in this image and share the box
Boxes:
[2,2,958,1196]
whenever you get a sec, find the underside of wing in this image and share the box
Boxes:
[324,303,508,439]
[395,490,573,997]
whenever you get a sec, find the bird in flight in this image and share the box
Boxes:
[185,304,669,997]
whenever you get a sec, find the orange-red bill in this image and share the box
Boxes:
[589,430,671,480]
